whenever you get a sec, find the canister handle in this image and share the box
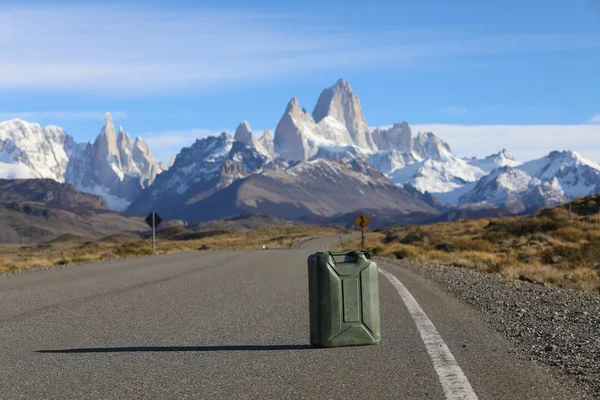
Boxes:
[328,251,372,260]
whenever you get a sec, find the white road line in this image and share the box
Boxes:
[379,268,478,400]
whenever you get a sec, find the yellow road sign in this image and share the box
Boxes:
[354,212,370,229]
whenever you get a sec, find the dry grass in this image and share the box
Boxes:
[0,226,342,274]
[345,209,600,294]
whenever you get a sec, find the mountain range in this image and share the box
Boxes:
[0,115,164,211]
[1,78,599,226]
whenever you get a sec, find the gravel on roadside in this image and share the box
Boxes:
[380,257,600,399]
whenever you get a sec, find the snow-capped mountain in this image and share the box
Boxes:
[459,167,566,213]
[274,80,397,161]
[65,113,163,211]
[0,119,74,181]
[0,114,164,211]
[370,136,486,204]
[521,179,567,210]
[233,121,275,158]
[363,122,486,204]
[273,97,350,161]
[259,129,275,156]
[230,157,436,219]
[456,149,600,213]
[412,131,453,161]
[371,122,412,152]
[465,149,521,173]
[312,79,375,150]
[519,150,600,199]
[143,156,438,223]
[126,132,268,218]
[367,149,422,176]
[271,79,475,196]
[126,123,438,222]
[399,158,486,204]
[119,126,167,183]
[3,78,600,224]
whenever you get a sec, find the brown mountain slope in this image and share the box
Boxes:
[180,158,440,223]
[0,179,147,243]
[0,202,148,244]
[0,179,107,210]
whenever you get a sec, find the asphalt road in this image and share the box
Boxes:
[0,237,575,399]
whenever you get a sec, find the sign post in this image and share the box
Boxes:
[353,212,370,249]
[145,212,162,253]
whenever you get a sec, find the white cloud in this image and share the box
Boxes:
[0,111,127,121]
[412,124,600,163]
[588,113,600,124]
[0,5,599,94]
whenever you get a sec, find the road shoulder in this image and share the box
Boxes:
[378,256,596,399]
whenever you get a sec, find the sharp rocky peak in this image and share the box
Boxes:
[234,121,256,146]
[70,113,163,209]
[412,131,453,160]
[261,129,272,140]
[312,78,372,150]
[274,97,315,161]
[236,120,252,132]
[133,136,151,153]
[490,148,514,160]
[256,129,275,157]
[284,97,311,120]
[332,78,353,93]
[285,97,301,112]
[371,121,412,152]
[94,112,121,167]
[101,113,116,139]
[391,121,410,129]
[416,131,436,140]
[117,127,131,142]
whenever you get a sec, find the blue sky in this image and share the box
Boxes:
[1,0,599,162]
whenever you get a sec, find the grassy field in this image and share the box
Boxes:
[5,195,600,294]
[344,205,600,293]
[0,225,343,274]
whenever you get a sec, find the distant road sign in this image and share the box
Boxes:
[145,212,162,229]
[145,212,162,253]
[354,212,370,229]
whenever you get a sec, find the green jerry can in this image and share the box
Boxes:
[307,251,380,347]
